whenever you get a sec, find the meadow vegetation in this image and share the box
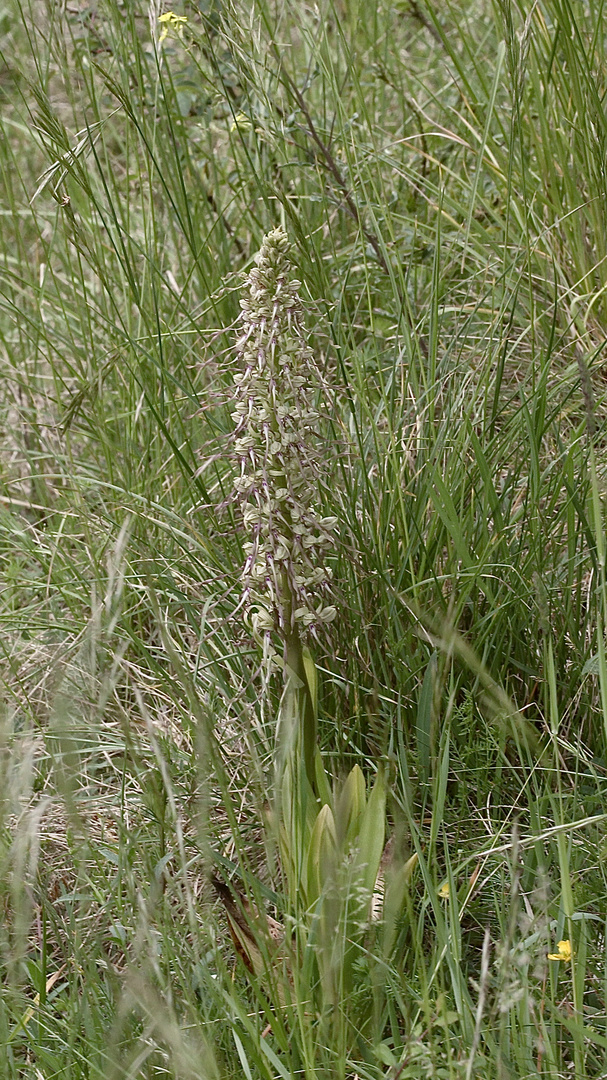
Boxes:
[1,0,607,1076]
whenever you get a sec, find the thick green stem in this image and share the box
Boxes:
[282,574,317,793]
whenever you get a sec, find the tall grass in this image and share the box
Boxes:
[0,0,607,1075]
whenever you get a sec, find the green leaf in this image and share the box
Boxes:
[302,646,318,718]
[335,763,366,847]
[354,767,386,896]
[305,803,337,907]
[279,757,318,895]
[417,653,436,784]
[314,747,333,809]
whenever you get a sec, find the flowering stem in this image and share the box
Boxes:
[232,227,335,794]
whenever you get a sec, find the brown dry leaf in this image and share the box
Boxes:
[212,876,291,1006]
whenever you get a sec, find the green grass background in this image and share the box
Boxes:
[1,0,607,1075]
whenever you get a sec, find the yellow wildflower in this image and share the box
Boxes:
[230,112,253,132]
[158,12,187,45]
[547,939,572,962]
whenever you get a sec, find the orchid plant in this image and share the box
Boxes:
[217,227,415,1033]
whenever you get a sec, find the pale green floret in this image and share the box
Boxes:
[232,228,335,640]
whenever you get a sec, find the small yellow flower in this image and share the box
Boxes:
[230,112,253,132]
[547,939,572,962]
[438,882,450,899]
[158,11,187,45]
